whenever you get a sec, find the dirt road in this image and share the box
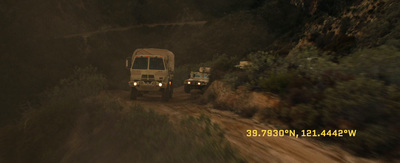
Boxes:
[107,87,378,163]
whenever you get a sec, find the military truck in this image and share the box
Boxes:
[183,67,211,93]
[126,48,174,101]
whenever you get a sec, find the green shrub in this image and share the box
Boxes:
[289,104,321,130]
[340,45,400,86]
[247,51,282,73]
[321,77,400,156]
[359,1,400,47]
[210,54,238,82]
[222,71,250,89]
[284,46,339,75]
[344,124,398,157]
[257,72,297,94]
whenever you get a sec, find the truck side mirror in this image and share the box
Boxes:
[125,57,131,69]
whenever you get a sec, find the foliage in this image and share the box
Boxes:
[257,72,297,94]
[321,77,400,156]
[359,0,400,47]
[340,45,400,86]
[209,54,239,82]
[247,51,283,75]
[289,104,321,130]
[245,45,400,157]
[222,71,249,89]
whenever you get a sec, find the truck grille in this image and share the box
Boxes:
[141,74,155,81]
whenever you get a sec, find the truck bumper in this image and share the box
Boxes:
[129,81,168,92]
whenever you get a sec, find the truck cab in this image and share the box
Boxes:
[126,48,174,101]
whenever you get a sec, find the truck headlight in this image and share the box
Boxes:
[133,82,138,86]
[197,82,201,85]
[188,81,191,85]
[158,83,162,87]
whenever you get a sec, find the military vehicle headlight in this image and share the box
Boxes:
[158,83,162,87]
[188,81,191,84]
[197,82,201,85]
[133,82,138,86]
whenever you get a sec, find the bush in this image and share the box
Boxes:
[340,45,400,86]
[284,46,339,75]
[222,71,250,89]
[247,51,283,76]
[359,1,400,47]
[210,54,238,82]
[250,46,400,157]
[257,72,297,94]
[321,77,400,156]
[289,104,321,130]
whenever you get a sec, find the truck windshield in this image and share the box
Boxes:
[149,57,165,70]
[193,74,201,78]
[132,57,148,69]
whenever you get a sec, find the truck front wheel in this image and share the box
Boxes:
[162,87,170,101]
[130,88,137,100]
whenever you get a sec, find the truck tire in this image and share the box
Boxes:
[169,81,173,98]
[130,88,137,100]
[184,85,191,93]
[169,88,173,98]
[162,87,170,101]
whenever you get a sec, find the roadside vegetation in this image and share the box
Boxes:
[0,66,245,163]
[206,43,400,158]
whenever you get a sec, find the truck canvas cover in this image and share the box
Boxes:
[133,48,175,72]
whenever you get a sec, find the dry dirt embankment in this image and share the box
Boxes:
[108,82,379,163]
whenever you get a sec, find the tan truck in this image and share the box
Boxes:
[126,48,174,101]
[183,67,211,93]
